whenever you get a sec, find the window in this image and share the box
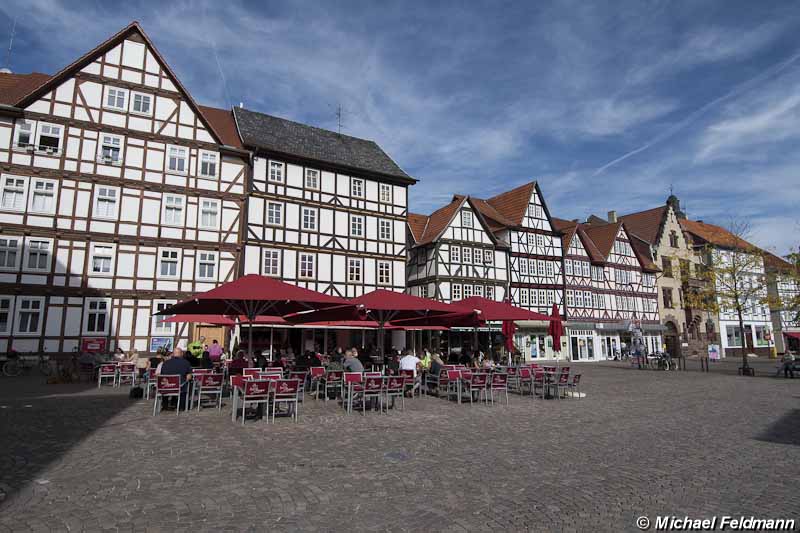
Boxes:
[536,234,545,247]
[421,285,429,299]
[167,145,188,173]
[565,259,573,276]
[105,86,127,111]
[83,299,110,334]
[159,249,180,278]
[680,259,691,280]
[566,290,574,307]
[592,266,604,282]
[197,251,217,281]
[584,291,592,308]
[484,250,493,265]
[162,195,185,226]
[378,261,391,285]
[29,178,56,214]
[547,291,554,306]
[463,284,473,298]
[531,289,539,306]
[199,151,217,178]
[199,199,219,229]
[131,92,152,115]
[90,244,114,275]
[474,285,484,297]
[462,247,472,264]
[267,202,283,226]
[351,178,364,198]
[13,119,33,149]
[486,286,495,300]
[538,260,546,276]
[669,231,679,248]
[36,123,62,153]
[755,326,770,346]
[0,237,20,270]
[94,186,119,219]
[380,183,392,203]
[269,161,284,182]
[350,215,364,237]
[452,283,462,301]
[575,291,583,307]
[450,246,460,263]
[546,261,554,277]
[379,219,392,240]
[474,249,483,265]
[520,289,529,306]
[24,239,51,271]
[662,256,673,278]
[15,297,44,335]
[299,253,315,279]
[462,211,473,228]
[153,301,175,334]
[527,232,535,246]
[302,207,317,231]
[520,258,528,275]
[98,134,123,164]
[348,258,362,282]
[726,325,742,347]
[0,296,11,334]
[263,249,281,276]
[539,290,546,307]
[305,169,319,189]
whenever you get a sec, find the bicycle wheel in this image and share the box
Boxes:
[3,360,21,377]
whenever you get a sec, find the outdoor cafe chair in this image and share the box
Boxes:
[399,369,420,398]
[383,375,406,412]
[97,363,117,388]
[152,374,183,416]
[564,373,582,399]
[343,372,364,414]
[272,379,301,423]
[506,366,520,392]
[446,369,463,403]
[489,372,509,405]
[463,372,489,405]
[193,372,224,411]
[517,367,534,396]
[240,379,272,425]
[289,370,308,402]
[144,368,158,399]
[533,369,545,398]
[117,362,137,387]
[436,369,450,399]
[322,370,343,401]
[552,369,572,399]
[230,375,246,421]
[309,366,326,400]
[361,376,385,415]
[243,368,262,378]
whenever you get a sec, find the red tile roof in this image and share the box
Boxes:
[679,219,757,251]
[198,105,242,149]
[407,213,429,243]
[407,195,465,246]
[619,205,668,244]
[0,72,51,105]
[485,182,536,226]
[469,197,516,230]
[582,222,621,258]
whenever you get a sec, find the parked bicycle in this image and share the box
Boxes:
[2,352,52,377]
[649,351,674,371]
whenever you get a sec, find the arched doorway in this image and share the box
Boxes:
[664,321,680,358]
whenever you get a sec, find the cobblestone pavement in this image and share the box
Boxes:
[1,362,798,532]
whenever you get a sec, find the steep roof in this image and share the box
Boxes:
[233,107,414,183]
[619,205,668,245]
[485,182,536,226]
[551,217,579,250]
[764,252,795,275]
[469,197,516,231]
[679,219,757,251]
[582,221,622,258]
[0,72,51,105]
[198,105,242,149]
[407,195,465,246]
[629,233,660,272]
[407,213,429,244]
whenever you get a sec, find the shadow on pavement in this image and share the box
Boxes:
[755,409,800,446]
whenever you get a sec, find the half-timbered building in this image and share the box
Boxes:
[765,253,800,354]
[0,23,248,355]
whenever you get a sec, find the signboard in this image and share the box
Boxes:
[707,344,720,360]
[149,337,173,353]
[80,337,107,353]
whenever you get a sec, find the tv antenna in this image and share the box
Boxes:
[335,103,343,134]
[4,17,17,72]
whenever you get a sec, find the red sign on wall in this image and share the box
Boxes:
[81,337,107,353]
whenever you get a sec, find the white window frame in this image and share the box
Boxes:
[299,253,315,280]
[27,177,57,215]
[350,215,364,237]
[89,243,116,276]
[130,91,153,116]
[351,178,364,198]
[520,257,528,276]
[378,261,392,286]
[462,211,474,228]
[23,237,52,273]
[0,236,21,271]
[153,300,176,335]
[486,286,495,301]
[527,232,535,246]
[93,185,120,220]
[379,183,392,203]
[158,248,181,279]
[531,289,539,307]
[196,251,218,281]
[379,219,392,241]
[104,86,128,112]
[267,202,283,226]
[546,261,554,277]
[348,258,363,283]
[452,283,462,301]
[199,150,218,178]
[262,248,281,277]
[474,285,484,297]
[269,160,285,183]
[34,122,63,154]
[305,168,320,189]
[463,284,473,298]
[199,198,221,230]
[483,250,493,265]
[13,119,34,150]
[450,246,460,263]
[13,296,45,336]
[166,144,188,174]
[302,207,318,231]
[97,133,124,165]
[83,297,111,335]
[462,247,472,264]
[520,288,529,306]
[0,295,13,335]
[161,194,186,227]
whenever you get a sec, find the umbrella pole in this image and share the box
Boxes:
[270,327,274,361]
[248,319,254,362]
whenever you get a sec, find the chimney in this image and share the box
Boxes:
[607,210,617,223]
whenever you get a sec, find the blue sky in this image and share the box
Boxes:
[2,0,799,254]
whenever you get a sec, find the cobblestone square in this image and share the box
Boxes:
[1,361,799,532]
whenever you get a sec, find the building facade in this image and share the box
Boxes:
[766,253,800,354]
[0,23,247,355]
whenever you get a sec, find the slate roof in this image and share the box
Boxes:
[619,205,668,244]
[233,107,414,183]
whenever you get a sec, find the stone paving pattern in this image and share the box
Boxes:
[1,359,798,532]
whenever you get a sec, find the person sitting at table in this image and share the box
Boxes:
[356,347,371,369]
[343,349,364,373]
[420,349,431,371]
[207,339,224,363]
[399,350,422,376]
[159,347,193,410]
[228,351,249,375]
[482,356,496,370]
[459,349,473,367]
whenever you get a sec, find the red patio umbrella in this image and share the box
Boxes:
[547,303,564,355]
[455,296,550,321]
[164,315,289,326]
[157,274,350,357]
[501,319,517,353]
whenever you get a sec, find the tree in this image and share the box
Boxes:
[686,220,768,374]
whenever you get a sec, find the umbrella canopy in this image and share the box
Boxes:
[501,319,517,352]
[547,303,564,353]
[455,296,550,322]
[390,311,484,329]
[164,314,288,326]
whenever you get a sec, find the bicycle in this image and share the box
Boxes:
[2,353,52,377]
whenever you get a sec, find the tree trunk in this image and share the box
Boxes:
[737,307,748,371]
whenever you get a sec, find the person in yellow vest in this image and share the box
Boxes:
[187,336,205,367]
[420,349,431,370]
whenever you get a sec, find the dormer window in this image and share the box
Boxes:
[462,211,473,228]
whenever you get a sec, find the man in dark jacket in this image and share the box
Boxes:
[159,347,193,410]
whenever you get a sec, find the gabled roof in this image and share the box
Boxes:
[764,252,796,275]
[407,195,465,246]
[0,72,51,105]
[629,233,660,272]
[551,217,606,263]
[469,197,516,231]
[233,107,414,183]
[619,205,669,245]
[582,221,622,259]
[407,213,429,243]
[485,181,536,226]
[198,105,243,149]
[679,219,756,251]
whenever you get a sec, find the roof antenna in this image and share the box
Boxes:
[2,17,17,73]
[336,103,343,134]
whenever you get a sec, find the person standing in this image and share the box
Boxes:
[782,352,795,378]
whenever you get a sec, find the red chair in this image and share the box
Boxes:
[437,369,450,399]
[383,376,406,412]
[399,369,420,398]
[144,368,158,399]
[243,368,261,378]
[193,372,224,411]
[518,367,534,396]
[463,373,489,404]
[322,370,343,401]
[289,371,308,402]
[97,364,117,388]
[506,366,520,392]
[230,375,246,421]
[117,362,137,387]
[343,372,364,414]
[272,379,301,422]
[533,369,545,398]
[309,366,326,400]
[360,376,385,415]
[553,369,572,399]
[240,379,272,425]
[446,369,463,402]
[489,373,509,405]
[152,375,182,416]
